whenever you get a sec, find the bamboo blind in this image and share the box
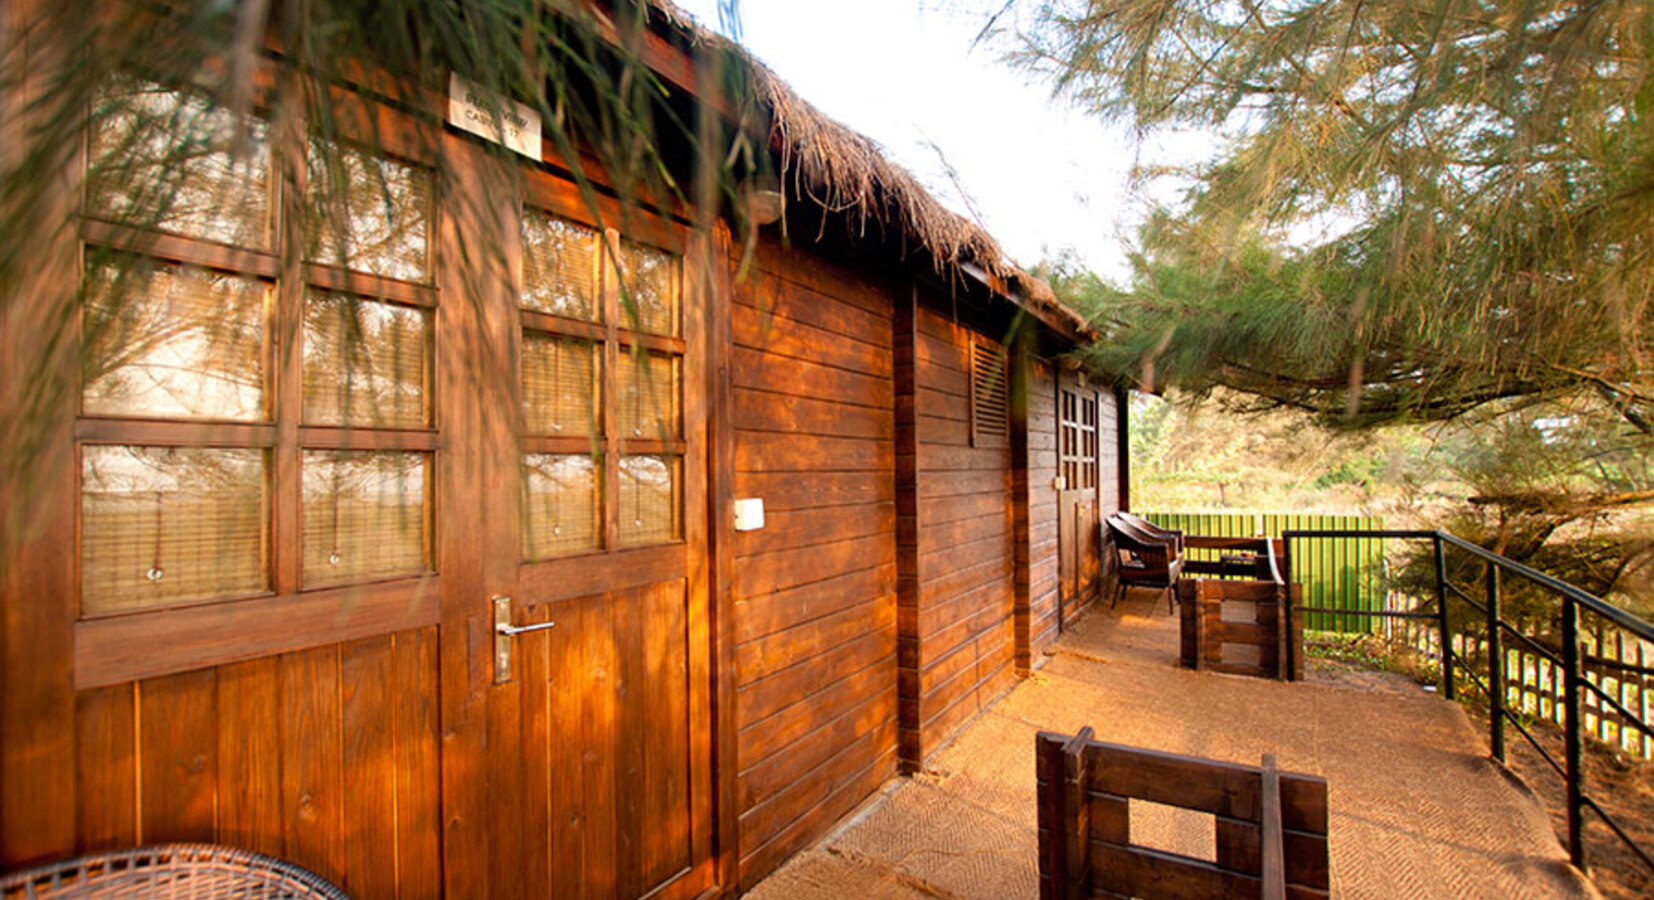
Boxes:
[618,350,678,441]
[80,445,268,615]
[522,209,600,320]
[302,292,431,429]
[618,454,680,546]
[81,259,268,421]
[521,453,601,559]
[86,80,274,249]
[615,239,679,336]
[77,86,444,622]
[301,450,431,587]
[521,333,598,437]
[304,138,432,283]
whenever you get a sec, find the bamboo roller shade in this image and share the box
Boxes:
[82,260,268,422]
[301,449,431,587]
[86,80,274,249]
[80,446,268,615]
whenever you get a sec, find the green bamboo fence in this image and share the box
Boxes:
[1144,512,1387,633]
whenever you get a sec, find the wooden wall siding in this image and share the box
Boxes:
[1026,360,1061,661]
[1094,387,1124,615]
[730,239,899,890]
[1097,389,1122,515]
[902,304,1017,766]
[70,626,441,899]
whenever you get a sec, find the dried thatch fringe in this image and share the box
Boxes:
[649,0,1090,334]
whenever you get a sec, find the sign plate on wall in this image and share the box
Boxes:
[448,74,542,160]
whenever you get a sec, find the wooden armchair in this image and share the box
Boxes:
[1106,513,1184,612]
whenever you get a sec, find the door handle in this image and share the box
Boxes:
[496,620,559,637]
[492,595,555,684]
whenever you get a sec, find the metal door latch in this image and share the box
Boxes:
[492,595,556,684]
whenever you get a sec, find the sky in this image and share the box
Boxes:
[669,0,1166,284]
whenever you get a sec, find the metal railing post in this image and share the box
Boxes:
[1561,595,1586,869]
[1485,561,1504,763]
[1434,534,1454,700]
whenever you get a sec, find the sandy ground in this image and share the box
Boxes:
[745,590,1602,900]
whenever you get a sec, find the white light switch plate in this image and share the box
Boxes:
[733,497,765,532]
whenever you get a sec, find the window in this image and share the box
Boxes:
[970,337,1009,446]
[77,80,436,617]
[1059,384,1098,492]
[518,207,683,560]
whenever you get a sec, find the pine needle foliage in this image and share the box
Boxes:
[1010,0,1654,432]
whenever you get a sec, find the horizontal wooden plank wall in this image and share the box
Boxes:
[71,626,441,900]
[730,238,899,889]
[1097,389,1121,514]
[903,303,1016,766]
[1026,359,1060,661]
[1089,386,1124,619]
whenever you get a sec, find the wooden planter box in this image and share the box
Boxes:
[1179,579,1305,680]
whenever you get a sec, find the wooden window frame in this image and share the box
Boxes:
[1058,383,1100,492]
[1057,383,1099,493]
[71,72,444,688]
[517,178,688,562]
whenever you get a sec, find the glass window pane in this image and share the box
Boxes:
[302,450,431,587]
[614,240,678,336]
[80,445,267,615]
[86,81,273,248]
[522,453,601,559]
[617,350,679,441]
[305,140,432,282]
[522,210,600,319]
[521,333,597,437]
[618,454,679,547]
[303,292,430,428]
[82,259,268,421]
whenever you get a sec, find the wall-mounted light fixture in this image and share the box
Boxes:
[744,176,784,226]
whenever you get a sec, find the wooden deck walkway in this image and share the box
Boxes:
[747,591,1601,900]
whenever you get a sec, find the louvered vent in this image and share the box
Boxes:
[971,339,1009,445]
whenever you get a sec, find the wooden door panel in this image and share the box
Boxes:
[516,578,699,900]
[1058,493,1078,606]
[67,627,443,897]
[1079,498,1100,597]
[1057,378,1103,623]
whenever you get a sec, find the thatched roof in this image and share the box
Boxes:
[647,1,1093,339]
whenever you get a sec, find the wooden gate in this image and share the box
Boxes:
[1057,376,1101,627]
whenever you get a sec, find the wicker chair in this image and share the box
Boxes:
[0,845,351,899]
[1106,513,1184,613]
[1113,511,1185,557]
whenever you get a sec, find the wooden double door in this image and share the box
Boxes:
[1057,377,1103,627]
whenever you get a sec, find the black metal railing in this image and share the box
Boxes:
[1281,529,1654,875]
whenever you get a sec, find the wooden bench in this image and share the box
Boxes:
[1037,729,1330,900]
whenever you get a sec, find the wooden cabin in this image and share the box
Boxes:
[0,1,1127,896]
